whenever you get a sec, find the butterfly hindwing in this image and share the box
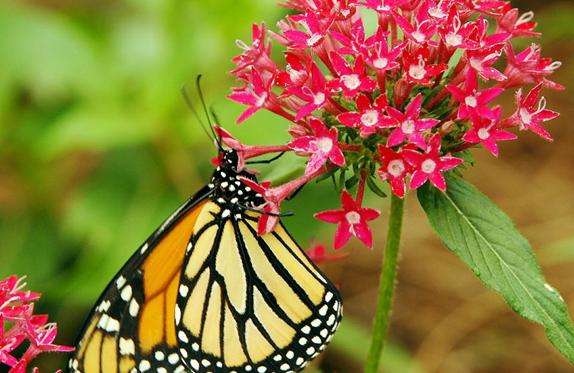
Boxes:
[175,205,343,373]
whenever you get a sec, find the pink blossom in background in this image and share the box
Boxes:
[306,244,350,264]
[0,275,73,372]
[228,0,563,250]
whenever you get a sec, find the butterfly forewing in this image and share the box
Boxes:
[69,192,210,373]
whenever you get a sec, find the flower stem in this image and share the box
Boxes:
[365,194,406,373]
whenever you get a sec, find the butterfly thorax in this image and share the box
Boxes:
[207,150,265,219]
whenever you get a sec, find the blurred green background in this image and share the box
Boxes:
[1,0,573,371]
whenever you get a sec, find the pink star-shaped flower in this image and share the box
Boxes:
[283,12,333,49]
[510,83,559,141]
[385,94,440,149]
[229,69,274,123]
[232,23,276,75]
[420,0,450,22]
[497,8,540,38]
[377,145,412,198]
[446,69,504,121]
[315,190,381,249]
[402,47,447,85]
[329,53,377,98]
[463,109,518,156]
[466,46,507,82]
[337,94,395,137]
[277,52,310,89]
[0,276,73,372]
[289,118,346,175]
[287,62,330,121]
[393,11,437,46]
[469,17,511,50]
[439,11,479,50]
[331,19,367,57]
[503,43,563,90]
[402,135,464,192]
[363,28,404,73]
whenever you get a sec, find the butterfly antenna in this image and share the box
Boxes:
[181,85,215,144]
[246,152,287,165]
[196,75,223,151]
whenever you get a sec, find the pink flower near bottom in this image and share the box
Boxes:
[0,275,73,372]
[403,136,464,192]
[377,145,412,198]
[315,190,381,249]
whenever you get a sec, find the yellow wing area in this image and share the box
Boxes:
[178,208,331,368]
[71,200,208,373]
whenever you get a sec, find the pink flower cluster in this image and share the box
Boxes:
[229,0,562,250]
[1,275,73,372]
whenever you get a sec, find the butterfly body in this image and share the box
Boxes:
[69,150,342,373]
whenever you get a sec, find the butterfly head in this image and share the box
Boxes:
[208,149,265,213]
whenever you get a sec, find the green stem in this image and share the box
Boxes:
[365,194,406,373]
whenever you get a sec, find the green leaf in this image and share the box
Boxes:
[418,175,574,364]
[366,176,387,198]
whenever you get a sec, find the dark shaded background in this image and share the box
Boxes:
[0,0,573,371]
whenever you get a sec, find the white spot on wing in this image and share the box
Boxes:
[129,299,139,317]
[119,338,135,355]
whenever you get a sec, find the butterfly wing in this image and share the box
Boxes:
[69,187,213,373]
[175,205,343,373]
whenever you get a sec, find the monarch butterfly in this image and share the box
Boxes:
[68,119,343,372]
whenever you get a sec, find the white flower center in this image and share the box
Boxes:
[307,33,323,46]
[409,64,426,80]
[361,110,379,127]
[477,127,490,140]
[373,57,388,69]
[342,74,361,90]
[387,159,405,177]
[345,211,361,225]
[445,33,462,47]
[255,93,268,107]
[401,120,416,134]
[519,108,532,125]
[421,159,437,174]
[465,96,478,108]
[429,7,446,19]
[469,58,483,71]
[412,31,426,43]
[288,66,305,84]
[314,92,326,106]
[315,137,333,153]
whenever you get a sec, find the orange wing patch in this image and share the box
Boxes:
[138,201,206,353]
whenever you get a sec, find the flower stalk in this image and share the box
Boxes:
[365,194,406,373]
